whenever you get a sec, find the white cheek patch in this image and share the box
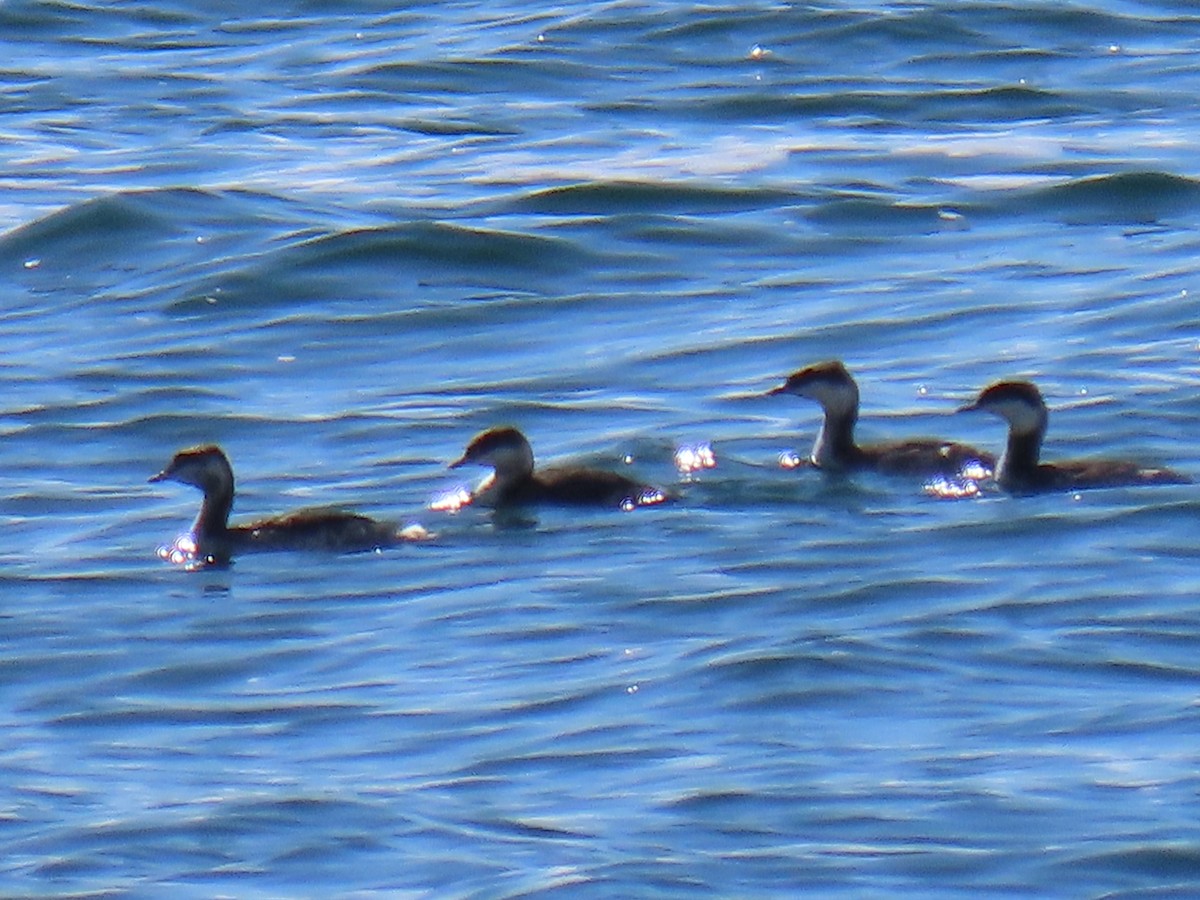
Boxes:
[805,381,856,413]
[994,399,1044,433]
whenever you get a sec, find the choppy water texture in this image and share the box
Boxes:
[3,2,1200,896]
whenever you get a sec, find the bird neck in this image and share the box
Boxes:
[192,478,234,542]
[997,424,1045,488]
[812,405,861,468]
[492,442,536,483]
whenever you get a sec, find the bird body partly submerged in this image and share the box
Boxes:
[150,444,407,564]
[960,380,1190,493]
[448,426,667,509]
[771,360,994,479]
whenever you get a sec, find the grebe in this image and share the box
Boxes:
[150,444,407,563]
[769,360,994,477]
[959,380,1190,493]
[448,426,667,509]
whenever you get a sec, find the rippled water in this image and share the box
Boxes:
[3,2,1200,896]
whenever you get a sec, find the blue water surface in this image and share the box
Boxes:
[2,1,1200,896]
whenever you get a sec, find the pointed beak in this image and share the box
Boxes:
[767,383,790,397]
[148,469,169,484]
[956,400,981,414]
[448,454,468,470]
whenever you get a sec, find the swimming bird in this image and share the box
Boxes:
[448,426,667,509]
[769,360,994,478]
[150,444,409,563]
[959,380,1190,493]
